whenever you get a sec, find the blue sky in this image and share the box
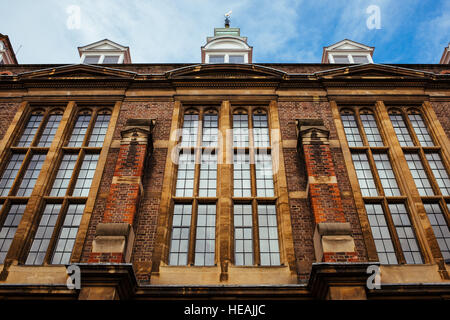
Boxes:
[1,0,448,64]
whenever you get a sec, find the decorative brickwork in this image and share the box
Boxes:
[298,119,359,263]
[88,119,153,263]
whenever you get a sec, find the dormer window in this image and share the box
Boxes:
[102,55,120,63]
[333,55,350,63]
[353,55,369,63]
[322,39,374,64]
[83,55,101,64]
[229,55,245,63]
[78,39,131,64]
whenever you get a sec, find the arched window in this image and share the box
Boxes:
[359,109,383,147]
[407,108,434,147]
[340,109,363,147]
[388,108,414,147]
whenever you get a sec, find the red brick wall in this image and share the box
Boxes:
[431,101,450,138]
[0,102,19,141]
[278,101,367,276]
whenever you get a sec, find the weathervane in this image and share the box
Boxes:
[225,10,232,28]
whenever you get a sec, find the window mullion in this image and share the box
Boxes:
[82,109,98,147]
[403,110,421,147]
[420,149,446,197]
[367,148,386,197]
[248,111,257,198]
[251,198,260,266]
[188,199,199,266]
[355,108,370,146]
[30,109,50,147]
[9,149,33,197]
[66,149,84,197]
[42,200,68,264]
[382,200,407,264]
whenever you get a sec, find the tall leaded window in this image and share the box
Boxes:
[169,108,218,266]
[168,106,281,268]
[0,108,65,263]
[340,106,425,265]
[232,108,280,266]
[15,107,112,266]
[388,106,450,263]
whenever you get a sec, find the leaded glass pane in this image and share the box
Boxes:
[194,204,216,266]
[26,203,61,265]
[169,204,192,265]
[365,203,398,264]
[389,203,423,264]
[341,113,363,147]
[0,204,26,264]
[16,113,43,147]
[234,204,253,266]
[51,204,85,264]
[352,152,378,197]
[405,153,434,196]
[423,203,450,262]
[258,204,280,266]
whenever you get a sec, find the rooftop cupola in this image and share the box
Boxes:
[201,12,253,64]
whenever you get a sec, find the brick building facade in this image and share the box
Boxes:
[0,28,449,300]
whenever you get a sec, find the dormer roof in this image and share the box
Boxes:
[78,39,132,64]
[322,39,374,63]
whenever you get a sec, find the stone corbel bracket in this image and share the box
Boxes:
[92,223,135,263]
[313,222,356,263]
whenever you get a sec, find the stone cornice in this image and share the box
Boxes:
[0,63,449,92]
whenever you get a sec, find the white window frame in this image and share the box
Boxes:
[81,53,124,64]
[328,53,373,64]
[206,53,248,64]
